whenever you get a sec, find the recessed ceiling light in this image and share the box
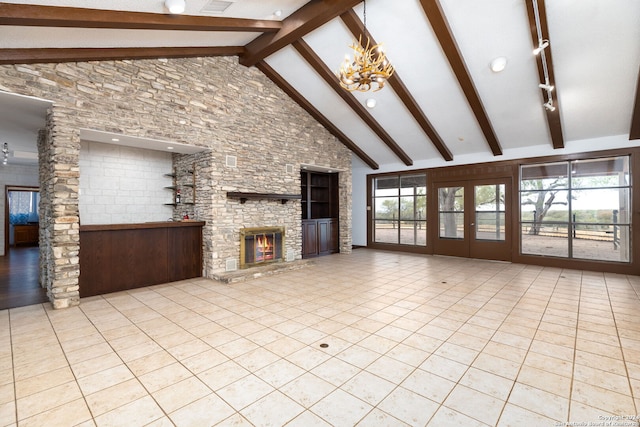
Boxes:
[490,57,507,73]
[365,98,377,109]
[274,9,282,17]
[165,0,186,14]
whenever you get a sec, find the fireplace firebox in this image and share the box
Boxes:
[240,227,285,269]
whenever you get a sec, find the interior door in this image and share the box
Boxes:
[435,178,511,261]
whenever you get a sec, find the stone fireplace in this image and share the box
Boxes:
[240,226,285,269]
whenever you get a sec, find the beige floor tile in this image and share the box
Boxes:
[365,354,414,383]
[217,374,274,411]
[310,389,372,426]
[429,406,491,427]
[310,357,360,387]
[263,335,307,357]
[378,386,439,426]
[94,396,164,427]
[180,347,229,374]
[286,346,332,371]
[444,384,506,426]
[341,370,395,405]
[496,402,557,427]
[17,398,92,427]
[17,381,83,421]
[420,350,470,380]
[241,391,305,427]
[84,378,148,416]
[571,380,636,415]
[508,382,569,420]
[197,360,250,391]
[516,364,571,398]
[280,372,336,408]
[125,350,176,377]
[471,353,521,380]
[459,367,514,401]
[255,359,306,388]
[77,364,134,395]
[0,400,16,426]
[137,362,193,393]
[14,366,75,399]
[167,391,236,425]
[152,377,212,413]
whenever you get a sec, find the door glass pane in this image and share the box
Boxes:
[374,220,397,244]
[439,187,464,239]
[521,223,569,257]
[572,188,630,225]
[375,177,399,196]
[572,224,630,262]
[475,184,505,241]
[400,221,416,245]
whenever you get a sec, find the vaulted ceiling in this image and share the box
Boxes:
[1,0,639,170]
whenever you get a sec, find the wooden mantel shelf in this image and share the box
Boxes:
[227,192,302,204]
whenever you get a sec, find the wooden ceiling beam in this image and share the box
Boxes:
[0,3,281,32]
[240,0,361,67]
[340,9,453,162]
[292,39,413,166]
[630,67,640,140]
[0,46,244,65]
[419,0,503,156]
[257,60,379,170]
[524,0,564,149]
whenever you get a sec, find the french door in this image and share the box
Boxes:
[434,178,512,261]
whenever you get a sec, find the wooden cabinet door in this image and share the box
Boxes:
[318,219,330,254]
[302,220,318,258]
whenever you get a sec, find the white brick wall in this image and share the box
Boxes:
[79,141,174,225]
[0,164,39,256]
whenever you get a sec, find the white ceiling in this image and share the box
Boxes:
[0,0,639,169]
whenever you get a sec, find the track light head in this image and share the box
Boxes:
[544,100,556,112]
[538,83,554,91]
[533,39,549,55]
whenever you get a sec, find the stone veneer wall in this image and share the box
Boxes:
[0,56,352,307]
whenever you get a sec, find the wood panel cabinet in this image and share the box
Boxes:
[14,224,38,246]
[79,221,204,297]
[301,170,339,258]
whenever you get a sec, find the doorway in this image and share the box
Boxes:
[1,186,46,309]
[434,178,512,261]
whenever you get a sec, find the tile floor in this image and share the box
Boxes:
[1,249,640,426]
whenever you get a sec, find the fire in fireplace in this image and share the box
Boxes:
[240,227,285,268]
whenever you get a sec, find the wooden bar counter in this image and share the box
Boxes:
[79,221,204,297]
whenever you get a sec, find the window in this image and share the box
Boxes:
[520,156,630,262]
[373,174,426,246]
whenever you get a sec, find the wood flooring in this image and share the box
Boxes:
[0,246,48,310]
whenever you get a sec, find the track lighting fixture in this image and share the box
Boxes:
[532,39,549,55]
[532,0,556,114]
[2,142,8,166]
[165,0,186,14]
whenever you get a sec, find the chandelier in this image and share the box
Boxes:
[337,0,394,92]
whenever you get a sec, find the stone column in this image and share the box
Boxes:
[40,107,80,308]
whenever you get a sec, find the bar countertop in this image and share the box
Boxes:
[80,221,205,232]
